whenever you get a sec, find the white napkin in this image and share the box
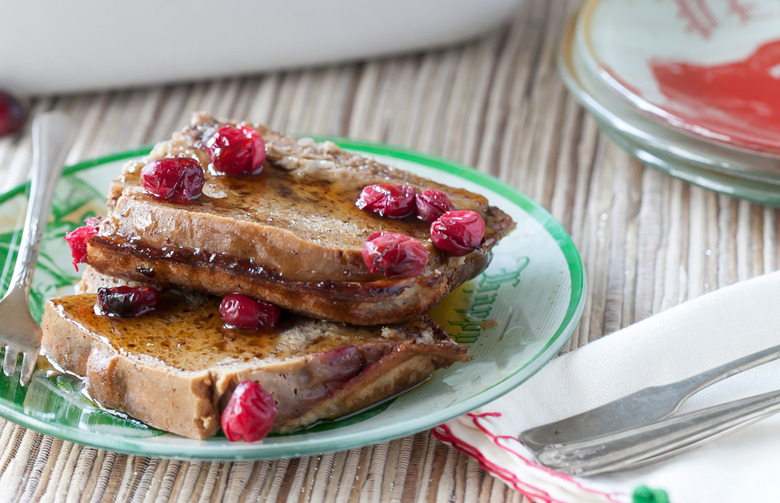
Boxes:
[434,270,780,503]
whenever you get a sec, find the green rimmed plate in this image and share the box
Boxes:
[0,139,585,460]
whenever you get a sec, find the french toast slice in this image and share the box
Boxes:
[86,113,514,325]
[41,269,468,439]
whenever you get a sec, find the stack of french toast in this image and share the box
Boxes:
[42,113,514,440]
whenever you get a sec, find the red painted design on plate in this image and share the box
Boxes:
[671,0,755,37]
[650,39,780,153]
[673,0,717,38]
[726,0,754,22]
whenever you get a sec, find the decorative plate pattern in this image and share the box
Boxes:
[0,140,585,460]
[559,9,780,206]
[581,0,780,156]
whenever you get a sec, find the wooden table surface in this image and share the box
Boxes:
[1,0,778,501]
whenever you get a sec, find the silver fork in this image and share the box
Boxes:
[520,343,780,476]
[0,112,75,385]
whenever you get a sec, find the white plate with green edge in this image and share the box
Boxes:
[0,138,585,460]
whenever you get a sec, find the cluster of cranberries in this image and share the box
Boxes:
[357,185,456,222]
[357,184,485,278]
[68,125,277,442]
[139,125,266,204]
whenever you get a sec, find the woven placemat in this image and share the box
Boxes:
[1,0,777,500]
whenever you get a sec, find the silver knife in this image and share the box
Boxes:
[520,343,780,454]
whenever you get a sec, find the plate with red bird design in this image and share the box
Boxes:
[578,0,780,157]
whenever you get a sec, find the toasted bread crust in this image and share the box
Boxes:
[88,114,514,324]
[86,234,489,325]
[42,286,467,439]
[42,305,220,438]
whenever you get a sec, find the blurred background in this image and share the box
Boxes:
[1,0,521,96]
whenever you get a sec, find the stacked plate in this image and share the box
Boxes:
[559,0,780,205]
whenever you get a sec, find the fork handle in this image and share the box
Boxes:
[8,113,76,296]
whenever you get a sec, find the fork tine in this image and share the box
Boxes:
[0,113,75,387]
[3,347,19,377]
[19,352,37,386]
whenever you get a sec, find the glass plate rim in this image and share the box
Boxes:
[0,139,586,459]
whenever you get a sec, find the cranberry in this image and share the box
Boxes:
[356,184,417,218]
[207,125,266,175]
[96,286,160,317]
[415,189,456,223]
[219,294,281,329]
[141,157,205,203]
[64,217,101,271]
[221,381,277,442]
[430,210,485,256]
[361,232,428,278]
[0,90,26,138]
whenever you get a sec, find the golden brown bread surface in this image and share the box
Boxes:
[86,113,515,325]
[42,272,468,439]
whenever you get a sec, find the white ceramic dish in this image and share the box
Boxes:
[1,0,521,95]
